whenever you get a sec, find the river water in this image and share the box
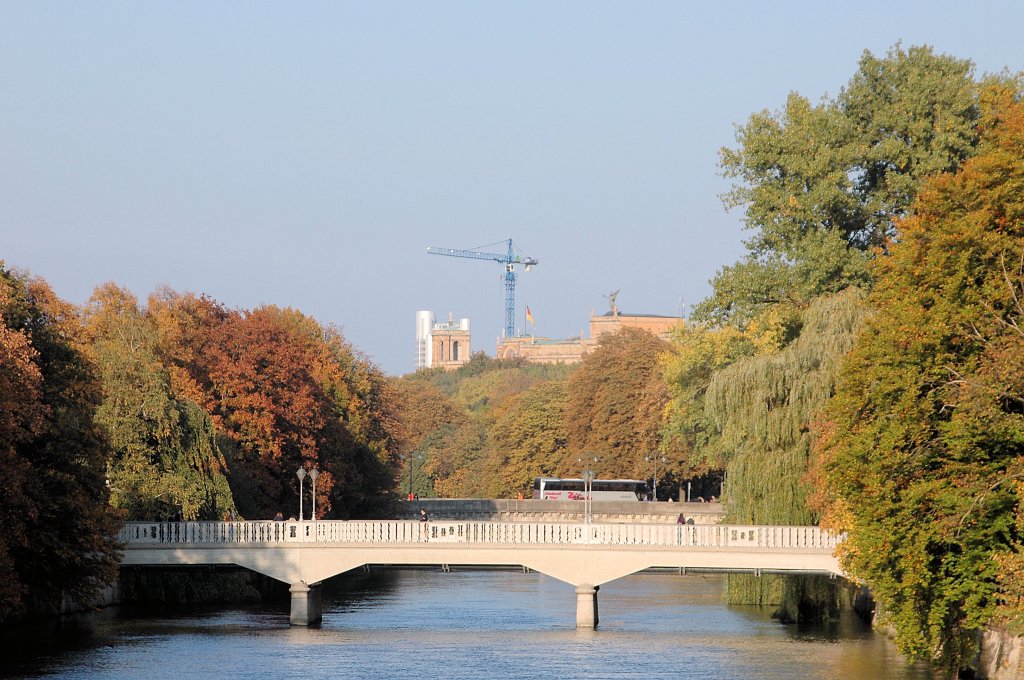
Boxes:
[2,570,936,679]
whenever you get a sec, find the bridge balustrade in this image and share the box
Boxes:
[118,520,843,551]
[118,521,293,544]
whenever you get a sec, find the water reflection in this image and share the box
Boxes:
[0,570,936,679]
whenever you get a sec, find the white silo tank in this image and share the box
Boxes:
[415,311,434,368]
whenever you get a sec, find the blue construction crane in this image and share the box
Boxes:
[427,239,538,339]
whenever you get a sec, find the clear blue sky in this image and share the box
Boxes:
[2,2,1022,374]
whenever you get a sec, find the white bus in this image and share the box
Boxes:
[532,477,647,501]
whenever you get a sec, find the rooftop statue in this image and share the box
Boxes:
[603,290,620,317]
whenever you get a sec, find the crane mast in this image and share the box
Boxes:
[426,238,538,339]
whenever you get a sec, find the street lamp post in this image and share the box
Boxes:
[401,453,424,499]
[577,454,598,523]
[296,467,307,520]
[590,457,599,520]
[309,468,319,521]
[645,454,667,501]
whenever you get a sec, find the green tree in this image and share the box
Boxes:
[0,265,120,622]
[84,283,234,520]
[706,289,868,617]
[817,92,1024,670]
[449,367,545,414]
[700,44,982,326]
[428,420,487,499]
[841,45,980,246]
[662,323,755,472]
[674,44,1010,625]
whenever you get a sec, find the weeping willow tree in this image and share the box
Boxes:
[705,288,868,619]
[86,283,236,520]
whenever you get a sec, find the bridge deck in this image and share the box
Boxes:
[119,520,845,627]
[120,520,844,583]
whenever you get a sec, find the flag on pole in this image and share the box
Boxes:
[525,305,535,326]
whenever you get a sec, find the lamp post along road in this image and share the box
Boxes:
[578,454,598,523]
[309,469,319,520]
[645,454,667,501]
[401,453,424,499]
[296,468,307,520]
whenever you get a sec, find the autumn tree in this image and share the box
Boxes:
[396,354,575,498]
[563,328,671,479]
[816,92,1024,670]
[149,292,395,519]
[211,310,339,516]
[388,378,466,497]
[146,287,229,407]
[0,265,119,623]
[84,283,235,520]
[253,305,399,515]
[481,380,569,497]
[0,280,47,621]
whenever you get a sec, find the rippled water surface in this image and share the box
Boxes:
[2,570,936,679]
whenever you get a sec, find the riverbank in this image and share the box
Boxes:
[975,627,1024,679]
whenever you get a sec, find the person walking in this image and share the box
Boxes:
[419,507,430,542]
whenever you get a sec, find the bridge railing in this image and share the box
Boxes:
[118,521,843,551]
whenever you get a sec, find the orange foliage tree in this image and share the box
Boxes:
[563,327,671,479]
[0,265,120,622]
[148,291,395,519]
[816,91,1024,669]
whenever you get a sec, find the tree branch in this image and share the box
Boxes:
[943,366,1024,407]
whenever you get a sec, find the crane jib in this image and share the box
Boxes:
[426,239,538,339]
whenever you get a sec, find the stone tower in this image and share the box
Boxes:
[415,311,471,370]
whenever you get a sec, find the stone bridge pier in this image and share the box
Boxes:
[289,582,323,626]
[575,584,599,627]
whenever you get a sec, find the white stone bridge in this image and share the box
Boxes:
[118,520,845,628]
